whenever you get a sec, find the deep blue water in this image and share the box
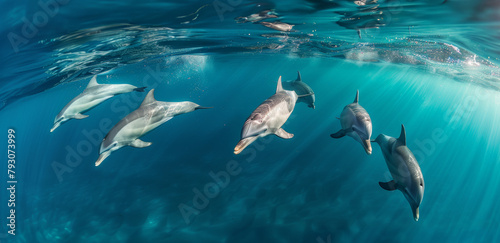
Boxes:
[1,0,500,242]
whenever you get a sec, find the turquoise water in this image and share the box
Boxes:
[1,0,500,242]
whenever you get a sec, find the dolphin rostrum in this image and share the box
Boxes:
[51,75,146,132]
[374,125,425,221]
[282,71,316,109]
[330,90,372,154]
[95,89,211,166]
[234,76,311,154]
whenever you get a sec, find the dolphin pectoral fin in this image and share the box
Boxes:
[134,86,147,92]
[297,93,314,98]
[379,180,398,191]
[130,139,152,148]
[234,136,259,154]
[275,128,294,139]
[330,129,346,138]
[74,113,89,119]
[195,106,213,110]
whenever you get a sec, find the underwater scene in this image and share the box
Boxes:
[1,0,500,242]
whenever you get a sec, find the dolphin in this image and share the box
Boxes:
[282,71,316,109]
[95,89,211,166]
[374,125,425,221]
[260,21,294,32]
[234,76,309,154]
[51,75,146,132]
[235,10,278,23]
[330,90,372,154]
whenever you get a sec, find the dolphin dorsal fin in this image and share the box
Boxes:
[295,71,302,82]
[398,124,407,146]
[86,75,99,89]
[276,76,283,93]
[141,89,157,106]
[353,90,359,103]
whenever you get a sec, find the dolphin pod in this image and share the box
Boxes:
[51,75,146,132]
[95,89,211,166]
[374,125,425,221]
[50,72,424,222]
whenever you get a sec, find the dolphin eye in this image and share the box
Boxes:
[251,114,264,122]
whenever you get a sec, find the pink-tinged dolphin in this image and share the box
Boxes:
[96,89,211,166]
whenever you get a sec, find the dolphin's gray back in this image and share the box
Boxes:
[56,93,86,119]
[249,92,294,119]
[394,142,424,185]
[56,85,110,119]
[102,103,165,148]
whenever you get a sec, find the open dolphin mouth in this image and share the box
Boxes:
[234,136,259,154]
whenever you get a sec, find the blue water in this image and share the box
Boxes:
[1,0,500,242]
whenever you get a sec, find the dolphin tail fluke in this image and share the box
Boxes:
[330,129,346,138]
[74,113,89,119]
[234,136,258,154]
[95,151,111,166]
[131,139,152,148]
[379,180,397,191]
[195,106,213,110]
[275,128,294,139]
[134,86,147,92]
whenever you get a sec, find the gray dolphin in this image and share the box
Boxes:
[235,10,278,23]
[282,71,315,109]
[374,125,425,221]
[234,76,309,154]
[51,75,146,132]
[330,90,372,154]
[260,21,294,32]
[95,89,211,166]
